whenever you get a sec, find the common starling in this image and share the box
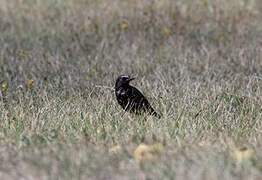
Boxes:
[115,75,161,118]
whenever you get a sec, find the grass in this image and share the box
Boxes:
[0,0,262,179]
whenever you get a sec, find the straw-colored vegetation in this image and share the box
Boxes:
[0,0,262,179]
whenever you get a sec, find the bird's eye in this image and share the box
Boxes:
[122,76,129,80]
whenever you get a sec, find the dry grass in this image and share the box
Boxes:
[0,0,262,179]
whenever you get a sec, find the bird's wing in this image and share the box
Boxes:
[124,86,161,118]
[130,87,154,109]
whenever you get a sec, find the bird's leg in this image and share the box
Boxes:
[120,111,128,117]
[124,103,129,111]
[124,99,132,111]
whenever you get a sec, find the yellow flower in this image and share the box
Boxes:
[17,49,30,60]
[1,81,8,93]
[109,145,122,154]
[232,146,255,164]
[201,0,209,8]
[150,143,165,154]
[134,144,154,163]
[216,33,226,43]
[26,79,34,89]
[133,143,164,164]
[162,27,172,37]
[120,20,129,30]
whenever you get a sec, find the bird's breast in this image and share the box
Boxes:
[116,88,127,104]
[116,88,127,97]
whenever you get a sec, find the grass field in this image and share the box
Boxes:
[0,0,262,179]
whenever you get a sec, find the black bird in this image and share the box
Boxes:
[115,75,161,118]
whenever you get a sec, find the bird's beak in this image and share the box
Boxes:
[128,77,135,82]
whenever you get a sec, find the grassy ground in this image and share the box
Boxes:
[0,0,262,179]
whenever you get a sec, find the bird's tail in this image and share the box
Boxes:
[152,111,161,119]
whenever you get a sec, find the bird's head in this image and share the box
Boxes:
[115,75,135,89]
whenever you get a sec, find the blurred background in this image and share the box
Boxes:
[0,0,261,93]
